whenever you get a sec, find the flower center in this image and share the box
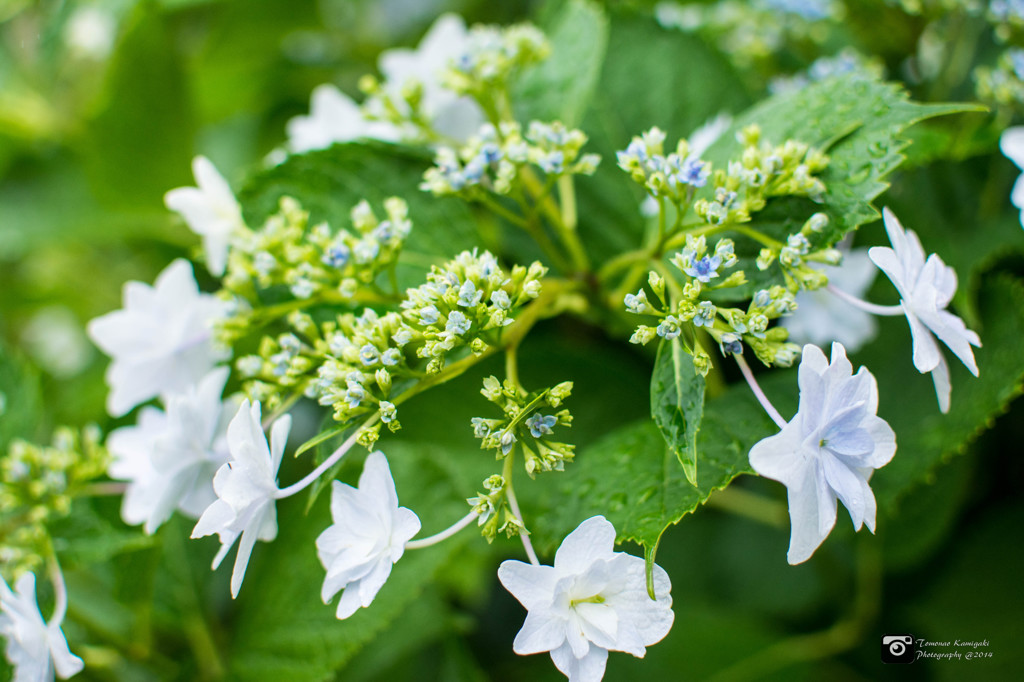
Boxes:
[570,594,605,608]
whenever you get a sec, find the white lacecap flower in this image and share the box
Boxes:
[498,516,674,682]
[377,13,484,142]
[87,259,229,417]
[107,367,236,534]
[191,399,291,598]
[164,156,245,276]
[749,343,896,564]
[999,126,1024,228]
[0,572,84,681]
[868,208,981,413]
[783,248,878,352]
[286,84,401,153]
[316,451,421,619]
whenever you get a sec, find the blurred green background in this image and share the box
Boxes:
[1,0,1022,680]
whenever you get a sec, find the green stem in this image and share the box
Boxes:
[705,483,787,528]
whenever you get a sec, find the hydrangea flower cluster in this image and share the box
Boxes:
[235,249,547,436]
[616,127,712,204]
[473,376,575,474]
[440,23,550,99]
[219,196,411,336]
[422,120,600,196]
[692,125,829,227]
[754,212,844,292]
[0,427,108,579]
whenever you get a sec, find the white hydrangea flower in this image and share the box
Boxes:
[783,248,878,352]
[87,259,229,417]
[376,13,483,141]
[191,399,290,598]
[164,156,245,276]
[868,208,981,413]
[286,84,400,153]
[316,451,421,619]
[107,367,236,534]
[497,516,674,682]
[749,342,896,565]
[999,126,1024,228]
[0,573,83,682]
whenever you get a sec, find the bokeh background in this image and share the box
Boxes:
[1,0,1022,680]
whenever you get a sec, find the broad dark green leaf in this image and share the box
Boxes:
[706,73,985,245]
[513,0,609,128]
[572,13,751,264]
[650,337,704,485]
[238,141,478,288]
[533,385,772,575]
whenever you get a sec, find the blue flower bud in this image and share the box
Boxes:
[526,413,557,438]
[446,310,472,336]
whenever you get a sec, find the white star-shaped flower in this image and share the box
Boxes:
[783,248,878,352]
[107,367,236,534]
[377,13,483,142]
[316,451,421,619]
[191,399,291,598]
[87,259,229,417]
[868,207,981,413]
[286,84,400,153]
[0,573,83,682]
[497,516,674,682]
[164,156,245,276]
[749,342,897,565]
[999,126,1024,228]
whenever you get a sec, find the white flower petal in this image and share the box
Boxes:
[498,561,559,611]
[786,466,835,565]
[930,353,952,414]
[554,516,617,574]
[550,641,609,682]
[513,609,566,655]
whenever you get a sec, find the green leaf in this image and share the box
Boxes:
[0,342,41,450]
[513,0,609,128]
[238,141,479,288]
[572,13,751,264]
[707,73,985,244]
[650,338,705,485]
[534,385,772,574]
[293,425,343,459]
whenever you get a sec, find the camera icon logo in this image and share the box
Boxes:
[881,634,915,664]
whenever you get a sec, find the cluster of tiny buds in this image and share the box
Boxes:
[218,197,411,345]
[616,127,710,204]
[421,120,600,196]
[1,426,109,580]
[466,474,524,542]
[472,376,575,476]
[976,47,1024,109]
[693,125,829,227]
[441,23,550,96]
[755,212,842,292]
[625,235,801,370]
[237,250,547,432]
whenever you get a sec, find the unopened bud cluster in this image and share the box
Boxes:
[422,120,600,196]
[1,426,108,580]
[617,127,711,204]
[976,48,1024,109]
[472,376,575,476]
[441,23,550,97]
[466,474,524,542]
[219,197,411,344]
[754,211,841,292]
[691,124,828,228]
[626,235,801,370]
[237,249,548,434]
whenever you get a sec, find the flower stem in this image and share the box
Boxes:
[505,481,539,566]
[405,511,480,550]
[734,353,788,429]
[47,556,68,628]
[275,413,381,498]
[827,283,905,316]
